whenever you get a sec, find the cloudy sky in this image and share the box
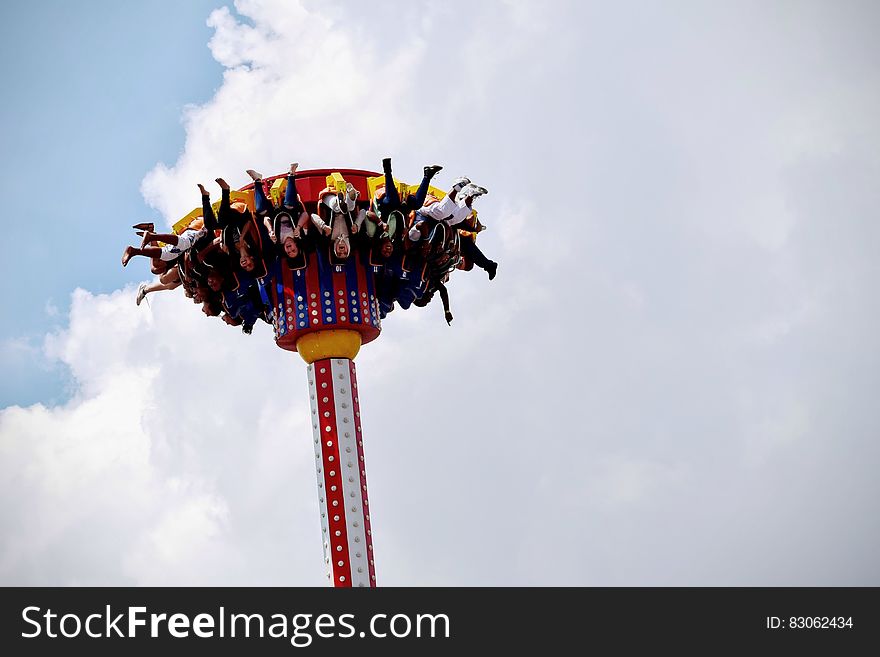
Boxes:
[1,0,878,585]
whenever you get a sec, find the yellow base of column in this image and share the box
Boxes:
[296,329,362,364]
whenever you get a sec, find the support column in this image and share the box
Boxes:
[307,357,375,587]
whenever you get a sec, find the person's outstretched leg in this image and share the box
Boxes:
[198,184,219,233]
[460,239,497,279]
[412,164,442,208]
[141,232,180,246]
[283,163,303,213]
[122,245,163,267]
[216,178,232,226]
[136,276,181,305]
[247,170,275,217]
[381,157,400,210]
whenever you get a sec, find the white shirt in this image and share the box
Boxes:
[417,195,473,226]
[310,211,365,241]
[277,217,295,242]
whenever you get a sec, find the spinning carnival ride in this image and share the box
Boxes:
[169,168,482,587]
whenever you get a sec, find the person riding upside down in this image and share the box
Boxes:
[246,163,312,261]
[310,180,365,260]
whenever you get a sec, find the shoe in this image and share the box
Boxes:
[424,164,443,178]
[136,283,147,306]
[452,177,471,193]
[289,162,299,175]
[486,261,497,280]
[215,178,230,190]
[345,182,359,207]
[132,222,154,232]
[460,183,487,199]
[382,157,392,173]
[246,169,262,181]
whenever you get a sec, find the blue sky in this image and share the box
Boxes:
[0,1,222,405]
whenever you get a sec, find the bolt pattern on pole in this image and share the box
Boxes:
[308,357,375,588]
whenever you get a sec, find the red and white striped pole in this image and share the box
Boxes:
[264,169,384,586]
[306,357,376,587]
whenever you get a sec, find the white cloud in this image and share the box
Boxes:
[3,0,880,586]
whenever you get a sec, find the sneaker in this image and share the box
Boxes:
[382,157,392,173]
[132,222,154,232]
[345,182,359,208]
[486,261,498,281]
[424,164,443,178]
[459,183,487,199]
[246,169,262,181]
[452,177,471,193]
[136,283,147,306]
[289,162,299,175]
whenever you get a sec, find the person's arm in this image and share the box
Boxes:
[263,216,276,242]
[195,240,223,263]
[310,213,331,236]
[239,219,261,256]
[437,282,453,325]
[351,208,367,233]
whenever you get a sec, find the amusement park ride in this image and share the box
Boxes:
[148,167,489,587]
